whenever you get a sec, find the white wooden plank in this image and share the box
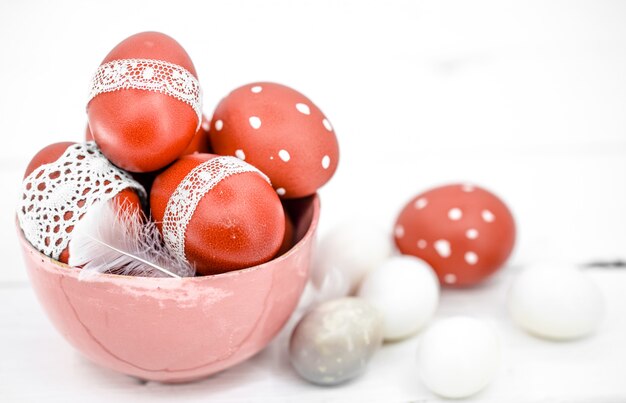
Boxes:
[2,268,626,402]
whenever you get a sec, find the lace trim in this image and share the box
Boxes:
[162,156,271,263]
[18,142,146,260]
[88,58,203,129]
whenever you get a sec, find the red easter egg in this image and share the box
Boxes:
[276,207,295,257]
[150,154,285,275]
[209,82,339,198]
[394,184,516,287]
[20,142,144,264]
[181,114,212,155]
[87,32,201,172]
[86,125,161,194]
[87,113,210,195]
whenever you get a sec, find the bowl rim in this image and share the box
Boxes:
[17,194,320,283]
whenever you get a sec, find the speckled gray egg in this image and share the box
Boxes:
[289,297,384,385]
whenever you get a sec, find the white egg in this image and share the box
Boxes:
[417,316,500,399]
[508,262,604,340]
[357,256,439,340]
[313,221,393,296]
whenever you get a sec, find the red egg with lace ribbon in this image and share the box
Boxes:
[18,142,144,264]
[87,114,211,156]
[150,154,285,275]
[87,31,202,172]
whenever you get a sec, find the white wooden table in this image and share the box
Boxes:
[2,256,626,402]
[2,1,626,401]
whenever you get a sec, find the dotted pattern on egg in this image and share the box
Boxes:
[394,184,516,287]
[209,83,339,198]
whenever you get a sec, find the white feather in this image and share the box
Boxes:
[69,200,195,280]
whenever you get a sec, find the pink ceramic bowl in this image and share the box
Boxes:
[18,195,319,383]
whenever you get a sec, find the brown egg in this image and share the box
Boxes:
[150,154,285,275]
[394,184,516,287]
[181,114,212,155]
[19,142,144,263]
[87,32,202,172]
[210,82,339,198]
[276,207,295,257]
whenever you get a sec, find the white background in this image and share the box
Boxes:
[1,1,625,402]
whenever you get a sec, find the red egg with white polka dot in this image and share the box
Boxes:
[394,184,516,287]
[209,82,339,198]
[87,32,202,173]
[150,153,286,275]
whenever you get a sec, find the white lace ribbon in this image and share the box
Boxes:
[17,142,146,260]
[162,156,271,263]
[87,58,203,129]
